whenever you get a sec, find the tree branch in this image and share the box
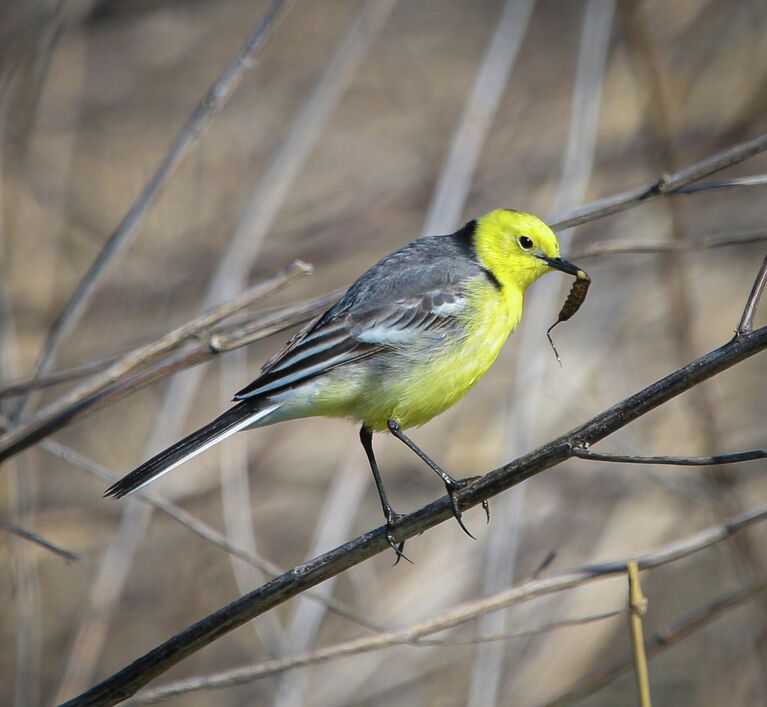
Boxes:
[550,130,767,230]
[62,312,767,705]
[0,351,124,399]
[0,520,83,563]
[0,262,311,464]
[572,447,767,466]
[737,255,767,336]
[39,438,382,633]
[567,229,767,260]
[672,173,767,194]
[121,498,767,704]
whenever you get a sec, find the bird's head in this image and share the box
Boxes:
[473,209,585,291]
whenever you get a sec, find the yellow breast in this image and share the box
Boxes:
[353,279,523,431]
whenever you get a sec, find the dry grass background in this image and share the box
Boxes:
[1,0,767,705]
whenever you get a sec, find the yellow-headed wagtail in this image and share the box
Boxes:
[106,210,589,560]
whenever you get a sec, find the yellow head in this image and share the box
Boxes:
[473,209,582,291]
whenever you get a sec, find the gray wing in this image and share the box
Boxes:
[234,236,482,400]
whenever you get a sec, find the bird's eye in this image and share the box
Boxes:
[518,236,533,250]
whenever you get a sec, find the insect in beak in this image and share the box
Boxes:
[542,257,591,366]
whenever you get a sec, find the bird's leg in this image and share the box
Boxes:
[386,419,489,537]
[359,426,411,564]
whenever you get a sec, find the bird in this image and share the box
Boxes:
[105,209,588,561]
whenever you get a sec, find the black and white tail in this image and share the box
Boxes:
[104,401,277,499]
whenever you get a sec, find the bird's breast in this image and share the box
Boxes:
[380,282,522,429]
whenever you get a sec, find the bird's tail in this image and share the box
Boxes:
[104,401,278,499]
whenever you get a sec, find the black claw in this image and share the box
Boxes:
[444,475,491,536]
[391,539,412,566]
[444,483,476,540]
[385,512,413,565]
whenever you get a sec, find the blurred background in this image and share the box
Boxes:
[1,0,767,705]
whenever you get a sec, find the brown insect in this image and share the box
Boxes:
[546,269,591,366]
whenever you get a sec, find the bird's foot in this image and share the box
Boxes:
[445,476,490,537]
[385,510,412,565]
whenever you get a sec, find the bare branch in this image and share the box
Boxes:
[0,351,123,399]
[567,229,767,260]
[35,291,335,437]
[0,520,83,563]
[122,500,767,704]
[572,447,767,466]
[737,255,767,336]
[0,290,341,400]
[61,316,767,705]
[412,609,625,647]
[38,438,383,634]
[672,173,767,194]
[0,262,311,464]
[208,290,341,352]
[550,130,767,230]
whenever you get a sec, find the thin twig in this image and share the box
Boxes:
[0,290,341,400]
[15,291,337,439]
[550,130,767,230]
[572,447,767,466]
[413,609,625,647]
[0,351,123,399]
[567,229,767,260]
[0,520,83,563]
[627,561,652,707]
[737,255,767,336]
[122,501,767,704]
[672,174,767,194]
[209,290,341,352]
[0,262,311,464]
[25,0,294,386]
[542,576,767,707]
[35,438,383,633]
[63,315,767,705]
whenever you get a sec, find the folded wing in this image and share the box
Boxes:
[235,234,482,401]
[234,287,468,399]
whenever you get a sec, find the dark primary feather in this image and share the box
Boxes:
[235,231,484,401]
[104,402,258,498]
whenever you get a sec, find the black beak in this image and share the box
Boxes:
[540,256,587,279]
